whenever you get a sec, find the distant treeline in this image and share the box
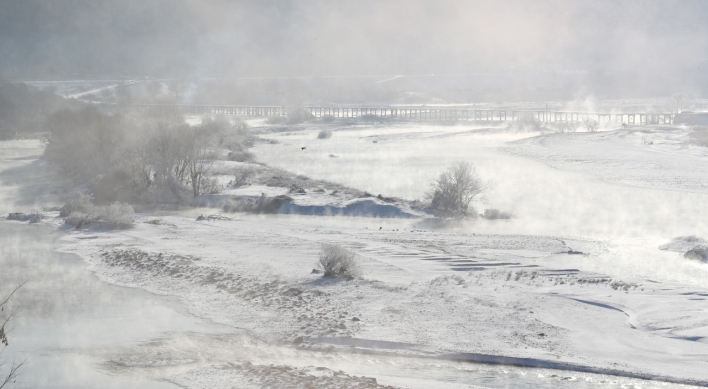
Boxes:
[0,83,75,139]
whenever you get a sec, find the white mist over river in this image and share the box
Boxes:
[254,125,708,286]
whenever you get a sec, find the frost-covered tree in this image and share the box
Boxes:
[667,93,690,114]
[425,161,485,218]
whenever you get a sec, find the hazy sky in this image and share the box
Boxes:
[0,0,706,94]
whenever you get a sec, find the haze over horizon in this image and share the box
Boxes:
[1,0,707,97]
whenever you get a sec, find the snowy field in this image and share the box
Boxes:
[2,121,708,388]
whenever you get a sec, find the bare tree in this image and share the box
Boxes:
[0,285,26,389]
[667,93,690,114]
[583,118,599,132]
[183,127,215,197]
[425,161,485,218]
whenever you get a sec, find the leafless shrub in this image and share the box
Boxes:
[666,92,691,114]
[230,166,257,187]
[6,212,42,223]
[685,246,708,263]
[583,119,599,132]
[200,177,223,194]
[481,208,512,220]
[0,284,27,389]
[222,197,257,213]
[200,115,251,151]
[64,202,134,229]
[508,112,543,131]
[221,194,292,214]
[549,122,580,133]
[254,194,292,213]
[285,108,314,125]
[227,149,255,162]
[59,193,93,217]
[610,281,638,292]
[44,107,126,183]
[425,161,485,218]
[317,129,333,139]
[317,243,361,279]
[45,107,248,204]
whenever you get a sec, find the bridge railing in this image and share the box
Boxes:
[131,104,675,125]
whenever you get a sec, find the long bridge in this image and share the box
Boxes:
[133,104,675,125]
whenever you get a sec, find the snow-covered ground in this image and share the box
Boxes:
[3,119,708,388]
[503,126,708,194]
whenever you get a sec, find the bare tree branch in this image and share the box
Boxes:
[0,284,25,388]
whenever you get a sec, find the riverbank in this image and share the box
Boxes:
[3,122,708,388]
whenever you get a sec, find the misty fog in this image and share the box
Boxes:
[1,1,708,388]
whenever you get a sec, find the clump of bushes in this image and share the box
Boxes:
[44,108,252,205]
[229,166,258,187]
[6,212,43,223]
[227,149,255,162]
[507,112,544,132]
[482,209,512,220]
[0,83,73,140]
[285,108,314,125]
[317,243,361,279]
[64,203,134,229]
[317,129,333,139]
[60,195,134,229]
[685,246,708,263]
[659,235,707,251]
[222,194,292,214]
[425,161,485,218]
[59,193,93,217]
[548,122,580,133]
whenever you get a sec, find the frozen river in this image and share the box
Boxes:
[1,137,707,388]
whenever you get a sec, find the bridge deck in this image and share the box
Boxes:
[132,104,675,125]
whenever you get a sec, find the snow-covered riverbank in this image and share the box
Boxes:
[4,122,708,388]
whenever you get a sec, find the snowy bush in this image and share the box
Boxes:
[285,108,313,125]
[230,166,257,187]
[227,149,255,162]
[317,129,333,139]
[59,193,94,217]
[583,119,599,132]
[64,202,134,229]
[222,194,292,214]
[317,243,361,279]
[508,112,543,132]
[481,208,512,220]
[549,122,580,133]
[200,116,251,151]
[659,236,707,252]
[685,246,708,263]
[6,211,43,223]
[199,177,223,194]
[425,161,485,218]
